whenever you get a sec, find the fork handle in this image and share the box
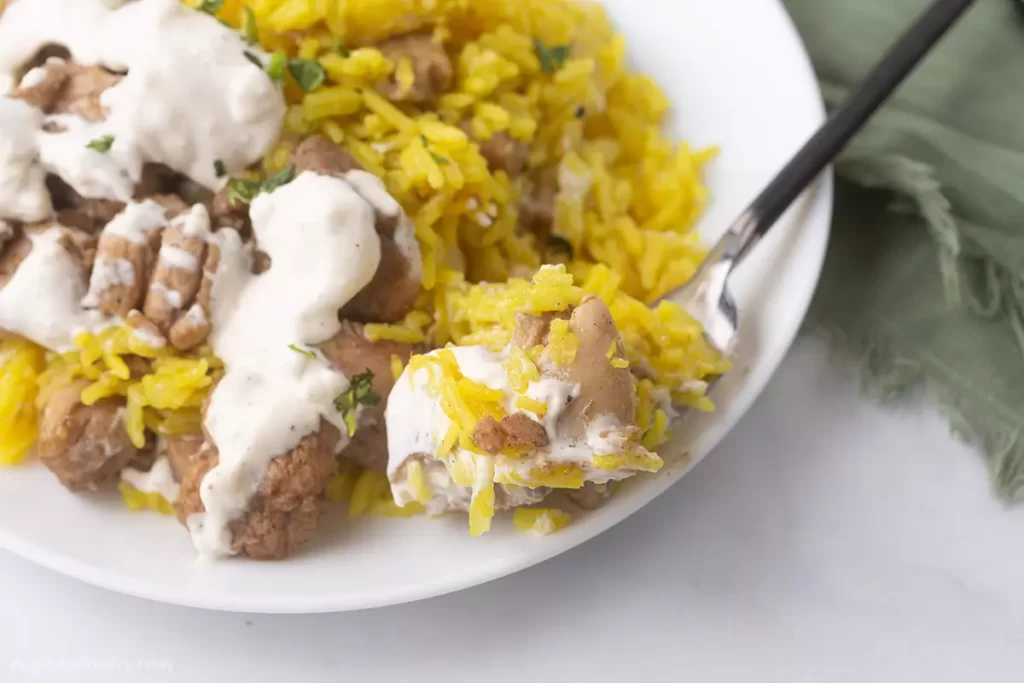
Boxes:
[731,0,976,264]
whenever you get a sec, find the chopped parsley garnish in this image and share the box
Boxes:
[334,370,380,437]
[288,344,316,360]
[243,51,263,69]
[548,235,575,260]
[534,39,571,74]
[261,164,295,194]
[419,134,449,165]
[86,135,114,153]
[332,37,350,58]
[288,58,326,92]
[213,159,227,178]
[242,7,259,45]
[226,178,260,206]
[225,165,296,206]
[266,50,287,81]
[197,0,225,14]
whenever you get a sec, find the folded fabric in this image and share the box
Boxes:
[781,0,1024,499]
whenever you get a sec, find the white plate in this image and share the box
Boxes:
[0,0,831,613]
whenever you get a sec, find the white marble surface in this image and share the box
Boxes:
[2,337,1024,682]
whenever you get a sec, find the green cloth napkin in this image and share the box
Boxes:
[780,0,1024,500]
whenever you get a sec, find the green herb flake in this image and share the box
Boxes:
[86,135,114,153]
[548,235,575,260]
[342,411,358,437]
[429,151,449,166]
[197,0,225,15]
[226,177,260,206]
[288,58,326,92]
[260,164,295,194]
[288,344,316,360]
[335,370,380,409]
[213,159,227,178]
[266,50,287,81]
[419,134,429,147]
[242,6,259,45]
[534,39,571,74]
[332,37,350,58]
[334,370,380,436]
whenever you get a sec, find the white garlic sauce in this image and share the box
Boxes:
[188,172,382,558]
[158,245,198,271]
[121,452,181,504]
[88,257,136,290]
[0,98,51,222]
[0,0,285,218]
[0,227,105,351]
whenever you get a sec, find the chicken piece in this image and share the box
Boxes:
[319,320,420,472]
[167,239,217,351]
[376,33,453,104]
[546,295,636,439]
[83,230,158,317]
[519,168,558,239]
[459,122,530,175]
[37,379,139,492]
[291,135,362,177]
[143,207,209,331]
[289,136,422,323]
[501,413,549,450]
[472,413,549,455]
[472,415,506,455]
[510,310,569,350]
[209,185,249,233]
[164,434,206,482]
[477,131,529,175]
[10,61,122,122]
[251,249,272,275]
[125,309,167,348]
[82,201,176,317]
[175,423,340,560]
[0,220,15,254]
[339,227,420,323]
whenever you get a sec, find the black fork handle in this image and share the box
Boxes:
[735,0,976,263]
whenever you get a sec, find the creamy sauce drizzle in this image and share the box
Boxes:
[0,98,50,222]
[0,0,284,214]
[121,453,180,503]
[189,172,382,558]
[0,227,104,351]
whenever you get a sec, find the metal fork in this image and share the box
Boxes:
[668,0,976,356]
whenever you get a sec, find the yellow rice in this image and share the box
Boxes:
[0,0,723,530]
[513,507,572,535]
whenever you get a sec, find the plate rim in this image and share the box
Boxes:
[0,2,833,613]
